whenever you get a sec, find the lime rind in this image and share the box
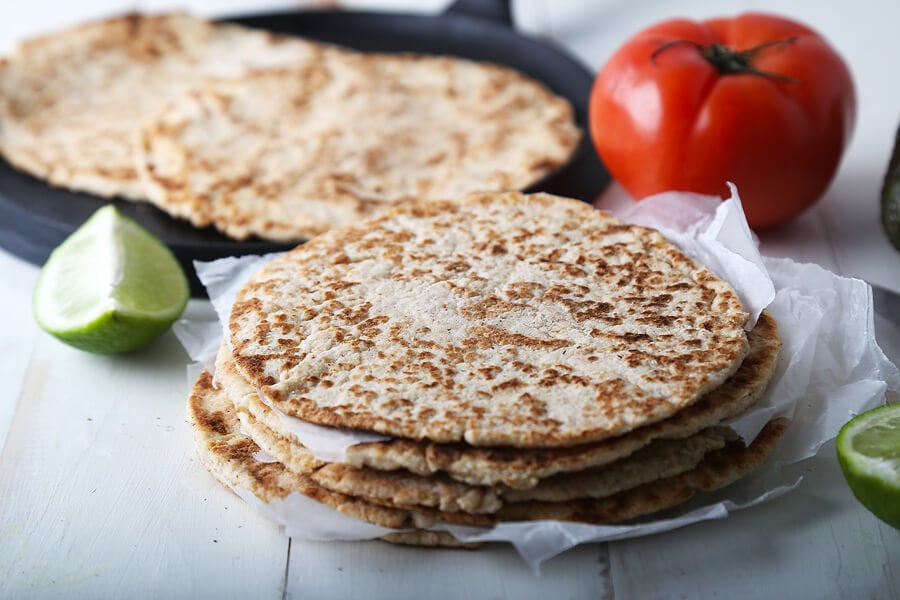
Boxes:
[46,309,176,355]
[837,403,900,529]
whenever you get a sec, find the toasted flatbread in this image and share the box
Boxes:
[225,349,736,513]
[189,369,476,542]
[0,13,580,242]
[229,192,750,447]
[0,13,323,199]
[139,54,580,241]
[218,310,779,488]
[244,410,736,513]
[493,418,788,524]
[188,369,788,538]
[379,530,482,549]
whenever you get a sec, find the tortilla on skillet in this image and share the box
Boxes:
[0,13,323,199]
[228,191,750,448]
[139,54,580,241]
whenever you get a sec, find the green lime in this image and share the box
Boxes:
[33,205,189,353]
[836,403,900,529]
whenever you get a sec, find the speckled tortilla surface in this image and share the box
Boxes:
[229,192,750,447]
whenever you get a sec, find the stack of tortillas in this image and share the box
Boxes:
[187,191,787,547]
[0,13,580,241]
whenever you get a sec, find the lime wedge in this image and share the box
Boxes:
[33,205,189,353]
[836,403,900,529]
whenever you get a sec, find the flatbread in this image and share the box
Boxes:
[497,426,737,504]
[0,13,323,199]
[229,192,750,447]
[379,531,481,549]
[223,338,746,513]
[139,54,580,241]
[494,418,788,524]
[244,410,736,512]
[305,418,788,527]
[219,310,780,488]
[0,12,580,242]
[188,369,788,536]
[188,369,478,542]
[225,349,736,512]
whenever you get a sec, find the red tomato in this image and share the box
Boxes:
[589,13,856,229]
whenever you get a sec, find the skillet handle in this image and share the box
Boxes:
[443,0,513,26]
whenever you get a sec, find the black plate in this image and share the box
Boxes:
[0,2,609,296]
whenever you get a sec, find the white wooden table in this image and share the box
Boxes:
[1,1,898,598]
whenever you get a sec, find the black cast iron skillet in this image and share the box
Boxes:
[0,0,609,296]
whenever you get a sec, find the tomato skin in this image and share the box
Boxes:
[589,13,856,229]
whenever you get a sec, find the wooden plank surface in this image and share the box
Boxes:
[608,446,899,600]
[0,314,289,599]
[0,251,39,452]
[286,540,610,600]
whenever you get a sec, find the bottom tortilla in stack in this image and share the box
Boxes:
[186,191,788,546]
[187,368,787,546]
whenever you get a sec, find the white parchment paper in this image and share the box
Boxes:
[175,186,900,571]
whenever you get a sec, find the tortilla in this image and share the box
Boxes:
[139,54,580,241]
[188,369,788,538]
[262,416,736,512]
[0,13,323,199]
[229,191,750,447]
[0,12,580,242]
[219,310,779,488]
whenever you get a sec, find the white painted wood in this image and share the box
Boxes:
[0,320,289,598]
[286,539,610,600]
[0,251,39,452]
[608,445,900,600]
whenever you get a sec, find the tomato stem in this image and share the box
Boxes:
[651,36,800,83]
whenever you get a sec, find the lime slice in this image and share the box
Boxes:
[33,205,189,353]
[836,403,900,529]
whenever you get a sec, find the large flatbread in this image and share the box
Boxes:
[229,192,750,447]
[0,13,323,199]
[240,407,737,514]
[190,368,481,546]
[0,13,580,242]
[218,310,780,488]
[139,54,580,241]
[187,369,788,539]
